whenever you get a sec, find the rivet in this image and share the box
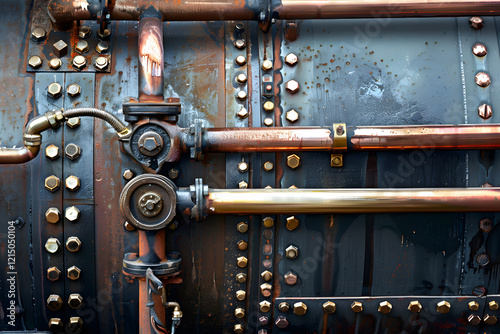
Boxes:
[48,58,62,70]
[236,73,247,84]
[478,104,493,119]
[262,59,273,71]
[237,240,248,250]
[264,118,273,126]
[235,55,246,66]
[237,90,247,100]
[237,256,248,268]
[475,72,491,87]
[238,161,249,172]
[331,154,343,167]
[237,107,248,119]
[284,271,297,285]
[262,216,274,228]
[235,307,245,318]
[236,290,246,301]
[476,253,490,266]
[263,161,274,171]
[28,55,42,69]
[472,43,488,57]
[236,222,248,233]
[286,216,299,231]
[469,301,480,311]
[260,283,272,297]
[234,39,246,49]
[263,101,274,112]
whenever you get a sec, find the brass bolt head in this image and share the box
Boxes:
[238,161,249,173]
[331,154,343,167]
[264,118,273,126]
[234,307,245,318]
[323,301,336,314]
[293,302,307,315]
[65,206,80,222]
[437,300,451,314]
[98,28,111,39]
[47,82,62,98]
[478,104,493,120]
[263,161,274,171]
[124,221,135,231]
[238,180,248,189]
[68,293,83,309]
[69,317,84,331]
[263,101,274,112]
[237,240,248,251]
[65,143,82,160]
[469,301,480,311]
[263,216,274,228]
[234,324,244,334]
[236,290,246,301]
[237,256,248,268]
[53,40,68,57]
[351,301,363,313]
[47,266,61,281]
[48,58,62,70]
[66,236,82,252]
[260,300,271,312]
[31,27,46,42]
[123,169,134,180]
[234,39,246,49]
[95,56,109,71]
[489,300,499,310]
[45,207,61,224]
[261,270,272,281]
[75,40,89,54]
[237,90,247,100]
[48,318,63,332]
[47,294,63,311]
[285,245,299,259]
[45,175,61,192]
[72,55,87,70]
[260,283,272,297]
[65,175,80,191]
[45,144,60,160]
[67,265,81,280]
[235,55,246,66]
[484,314,498,325]
[45,237,60,253]
[67,117,81,128]
[96,41,109,54]
[167,168,179,179]
[468,314,481,325]
[284,271,297,285]
[285,53,298,66]
[480,218,493,232]
[78,26,92,39]
[408,300,422,312]
[378,301,392,314]
[275,315,289,328]
[286,216,299,231]
[237,107,248,119]
[475,72,491,87]
[236,73,247,84]
[67,83,81,97]
[286,80,299,94]
[262,59,273,71]
[278,302,290,312]
[472,43,488,57]
[287,154,300,169]
[28,55,42,69]
[236,273,247,283]
[237,222,248,233]
[286,109,299,122]
[470,16,484,29]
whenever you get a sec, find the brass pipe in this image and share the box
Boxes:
[205,187,500,215]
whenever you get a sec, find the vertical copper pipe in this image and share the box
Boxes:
[139,15,164,102]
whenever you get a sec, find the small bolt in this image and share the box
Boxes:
[278,302,290,312]
[378,301,392,314]
[437,300,451,314]
[235,22,245,32]
[237,256,248,268]
[68,293,83,309]
[236,73,247,84]
[78,26,92,39]
[45,207,61,224]
[67,117,81,128]
[259,316,269,326]
[331,154,343,167]
[285,53,298,66]
[476,253,490,266]
[478,104,493,120]
[48,58,62,70]
[275,315,289,328]
[66,236,82,252]
[72,55,87,70]
[484,314,498,325]
[238,180,248,189]
[237,90,247,100]
[236,273,247,283]
[67,265,81,280]
[124,221,135,231]
[476,72,491,87]
[262,59,273,71]
[45,175,61,192]
[470,16,484,29]
[235,307,245,318]
[31,27,46,42]
[286,80,299,94]
[67,83,81,97]
[65,175,80,191]
[96,41,109,54]
[237,222,248,233]
[75,40,89,54]
[408,300,422,312]
[284,271,297,285]
[468,314,481,325]
[469,301,480,311]
[47,82,62,98]
[480,218,493,232]
[65,206,81,222]
[237,107,248,119]
[123,169,134,180]
[47,266,61,281]
[263,101,274,112]
[236,290,246,301]
[260,300,271,312]
[47,294,63,311]
[489,300,499,310]
[237,240,248,250]
[264,118,273,126]
[167,168,179,179]
[260,283,272,297]
[95,56,109,71]
[235,55,246,66]
[263,216,274,228]
[351,301,363,312]
[28,56,42,69]
[238,161,249,172]
[48,318,64,332]
[294,302,307,315]
[323,301,336,314]
[65,143,81,160]
[473,43,488,57]
[286,216,299,231]
[234,324,244,334]
[53,40,68,57]
[286,109,299,122]
[261,270,272,281]
[45,144,60,160]
[263,161,274,171]
[287,154,300,169]
[98,28,111,39]
[69,317,83,331]
[285,244,299,259]
[45,237,60,253]
[234,39,246,49]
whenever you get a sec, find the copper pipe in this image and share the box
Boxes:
[0,146,39,164]
[206,187,500,215]
[139,15,164,102]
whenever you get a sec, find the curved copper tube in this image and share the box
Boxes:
[206,187,500,215]
[0,146,39,164]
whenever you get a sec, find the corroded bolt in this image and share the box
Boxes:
[286,109,299,122]
[98,28,111,39]
[45,237,60,253]
[285,245,299,259]
[263,217,274,228]
[48,318,63,332]
[408,300,422,313]
[286,216,299,231]
[28,56,42,69]
[67,117,81,128]
[67,83,81,97]
[351,301,363,313]
[260,300,271,312]
[72,55,87,70]
[468,314,481,325]
[275,315,289,328]
[263,161,274,171]
[264,118,273,126]
[31,27,46,42]
[124,221,135,231]
[68,293,83,309]
[47,82,62,98]
[478,104,493,120]
[236,273,247,283]
[285,53,298,66]
[484,314,498,325]
[45,144,60,160]
[475,72,491,87]
[472,43,488,57]
[263,101,274,112]
[47,266,61,281]
[238,180,248,189]
[96,41,109,54]
[480,218,493,232]
[69,317,83,331]
[489,300,499,310]
[237,256,248,268]
[45,175,61,192]
[47,294,63,311]
[259,316,269,326]
[236,73,247,84]
[78,26,92,39]
[234,324,244,334]
[260,283,272,297]
[237,107,248,119]
[287,154,300,169]
[66,236,82,252]
[261,270,272,281]
[95,56,109,71]
[123,169,134,180]
[238,161,249,173]
[67,265,81,280]
[236,290,246,301]
[437,300,451,314]
[237,240,248,251]
[235,55,246,66]
[48,58,62,70]
[470,16,484,29]
[278,302,290,312]
[294,302,307,315]
[235,308,245,318]
[286,80,299,93]
[237,90,247,100]
[237,222,248,233]
[234,39,246,49]
[378,301,392,314]
[262,59,273,71]
[65,175,80,191]
[167,168,179,179]
[53,40,68,58]
[284,271,297,285]
[476,253,490,266]
[75,40,89,54]
[65,206,80,222]
[65,143,81,160]
[469,301,480,311]
[45,207,61,224]
[323,301,336,314]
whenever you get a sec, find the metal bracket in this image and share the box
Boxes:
[333,123,347,151]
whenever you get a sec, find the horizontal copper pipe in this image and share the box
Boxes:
[206,188,500,215]
[0,146,39,164]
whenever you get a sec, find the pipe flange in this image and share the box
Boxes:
[120,174,177,230]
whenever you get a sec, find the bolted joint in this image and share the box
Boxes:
[234,308,245,318]
[284,271,297,285]
[47,266,61,281]
[48,318,64,332]
[260,300,271,313]
[67,265,81,280]
[378,301,392,314]
[260,283,272,297]
[69,317,84,331]
[408,300,422,313]
[66,236,82,252]
[65,206,80,222]
[437,300,451,314]
[285,80,299,93]
[261,270,272,281]
[351,301,363,313]
[45,144,60,160]
[275,315,289,328]
[323,301,336,314]
[286,216,299,231]
[65,175,80,191]
[65,143,82,160]
[286,154,300,169]
[45,237,60,253]
[46,294,63,311]
[68,293,83,309]
[45,207,61,224]
[293,302,307,315]
[285,244,299,259]
[278,302,290,312]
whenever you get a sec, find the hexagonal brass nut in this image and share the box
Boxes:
[484,314,498,325]
[262,216,274,228]
[480,218,494,233]
[278,302,290,312]
[47,82,62,99]
[65,143,81,160]
[69,317,84,331]
[286,80,299,94]
[72,55,87,70]
[45,207,61,224]
[378,301,392,314]
[293,302,307,315]
[68,293,83,309]
[323,301,336,314]
[45,175,61,192]
[46,294,63,311]
[31,27,46,42]
[235,290,246,301]
[47,266,61,281]
[260,300,271,313]
[67,265,81,280]
[351,301,363,313]
[66,236,82,252]
[436,300,451,314]
[468,314,481,325]
[48,318,63,332]
[285,53,298,66]
[234,307,245,318]
[45,144,60,160]
[287,154,300,169]
[285,245,299,259]
[75,40,89,54]
[235,273,247,283]
[260,283,272,297]
[490,300,499,310]
[284,271,297,285]
[45,237,60,253]
[469,301,479,311]
[66,117,81,128]
[79,26,92,39]
[286,216,299,231]
[48,58,62,70]
[261,270,272,281]
[65,175,80,191]
[238,161,249,173]
[28,56,42,69]
[237,256,248,268]
[263,101,274,112]
[67,83,81,97]
[65,206,80,222]
[408,300,422,313]
[96,41,109,54]
[286,109,299,122]
[234,324,244,334]
[95,56,109,71]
